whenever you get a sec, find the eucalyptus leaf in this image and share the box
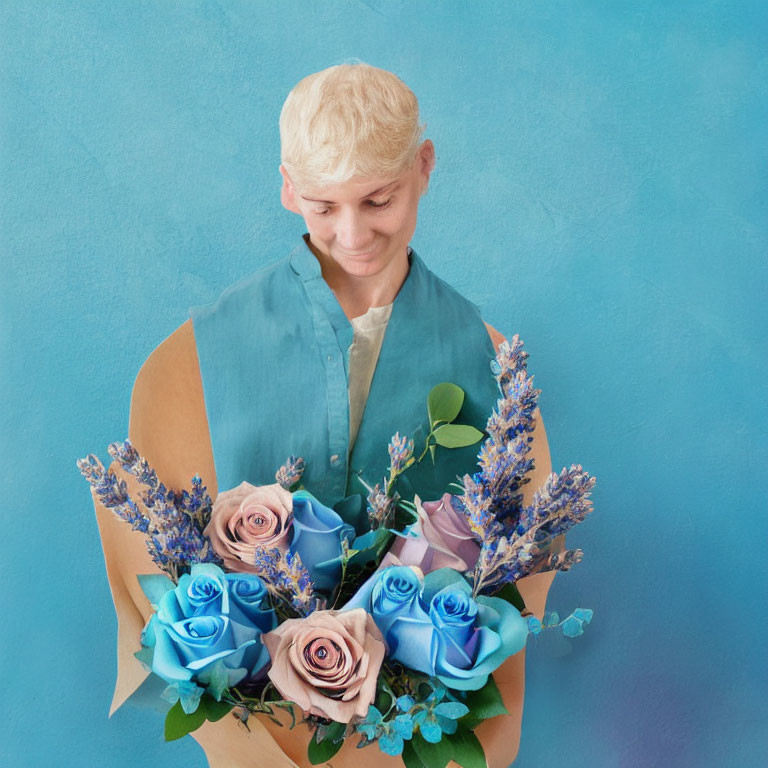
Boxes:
[428,382,465,426]
[433,424,484,449]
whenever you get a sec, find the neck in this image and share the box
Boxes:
[307,239,411,320]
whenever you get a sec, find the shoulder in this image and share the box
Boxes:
[190,257,291,322]
[129,319,216,494]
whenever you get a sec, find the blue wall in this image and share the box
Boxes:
[2,2,766,766]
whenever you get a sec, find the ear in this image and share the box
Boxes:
[417,140,436,194]
[279,165,302,215]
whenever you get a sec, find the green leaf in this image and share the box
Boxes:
[445,728,486,768]
[307,729,344,765]
[433,424,484,449]
[428,382,465,426]
[164,699,207,741]
[320,720,346,743]
[412,731,454,768]
[494,582,527,612]
[429,444,436,464]
[402,739,428,768]
[203,697,233,723]
[462,675,508,722]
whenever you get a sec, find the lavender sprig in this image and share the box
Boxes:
[471,465,594,595]
[457,336,596,596]
[77,440,220,581]
[77,454,150,533]
[275,456,305,490]
[458,336,541,538]
[366,482,400,530]
[251,547,317,617]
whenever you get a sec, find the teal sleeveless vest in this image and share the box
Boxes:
[190,235,500,506]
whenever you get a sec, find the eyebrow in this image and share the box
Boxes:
[301,181,399,204]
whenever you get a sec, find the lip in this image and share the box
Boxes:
[338,248,376,259]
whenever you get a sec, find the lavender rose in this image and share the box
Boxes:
[389,493,481,574]
[204,482,293,573]
[262,609,385,723]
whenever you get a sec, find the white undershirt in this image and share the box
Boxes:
[348,302,394,450]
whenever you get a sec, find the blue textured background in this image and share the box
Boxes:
[2,2,766,766]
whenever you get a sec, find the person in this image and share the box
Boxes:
[92,62,558,768]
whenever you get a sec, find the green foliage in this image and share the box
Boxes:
[428,382,465,426]
[494,581,527,613]
[433,424,484,449]
[307,726,344,765]
[462,675,508,722]
[164,696,233,741]
[411,731,455,768]
[445,728,486,768]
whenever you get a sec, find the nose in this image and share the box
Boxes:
[335,207,374,253]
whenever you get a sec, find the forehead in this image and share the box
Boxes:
[297,171,407,204]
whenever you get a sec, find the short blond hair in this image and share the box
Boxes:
[280,62,426,186]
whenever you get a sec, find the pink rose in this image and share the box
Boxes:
[262,609,385,723]
[389,493,481,574]
[204,481,293,573]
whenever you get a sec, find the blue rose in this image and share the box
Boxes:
[345,566,528,691]
[141,564,277,703]
[290,491,355,591]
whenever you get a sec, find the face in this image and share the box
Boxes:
[280,140,435,279]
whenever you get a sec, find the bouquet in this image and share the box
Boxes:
[79,336,595,767]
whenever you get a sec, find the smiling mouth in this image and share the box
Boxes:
[339,249,375,258]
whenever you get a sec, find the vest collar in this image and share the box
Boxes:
[288,234,420,335]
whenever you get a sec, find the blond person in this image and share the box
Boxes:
[93,62,557,767]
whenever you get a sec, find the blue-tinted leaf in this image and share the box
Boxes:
[397,695,415,712]
[434,702,469,720]
[364,705,383,724]
[392,714,414,740]
[420,717,443,744]
[379,731,405,756]
[527,616,543,635]
[436,715,458,735]
[413,709,428,726]
[543,611,560,627]
[572,608,594,624]
[357,723,378,740]
[560,615,585,637]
